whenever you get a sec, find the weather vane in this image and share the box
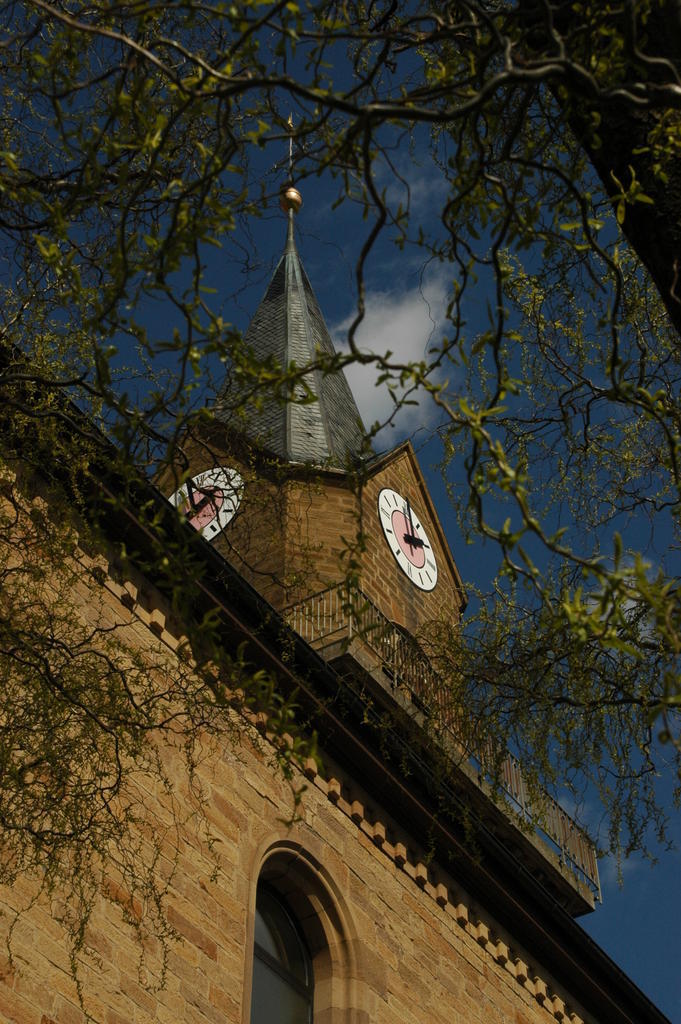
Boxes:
[287,112,294,179]
[280,112,302,214]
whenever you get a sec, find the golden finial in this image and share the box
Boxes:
[280,184,303,214]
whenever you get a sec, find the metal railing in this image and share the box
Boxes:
[284,583,600,901]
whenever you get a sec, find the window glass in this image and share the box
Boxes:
[251,885,313,1024]
[251,955,312,1024]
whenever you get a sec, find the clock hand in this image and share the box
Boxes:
[403,498,425,548]
[186,480,219,516]
[404,498,416,553]
[195,487,219,512]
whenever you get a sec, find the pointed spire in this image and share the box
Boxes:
[216,184,367,468]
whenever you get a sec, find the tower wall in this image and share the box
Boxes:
[359,447,464,636]
[158,429,290,608]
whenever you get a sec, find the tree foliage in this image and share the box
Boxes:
[1,0,681,945]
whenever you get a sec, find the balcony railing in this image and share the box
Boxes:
[284,584,601,902]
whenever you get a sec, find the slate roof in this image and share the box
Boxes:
[216,212,367,468]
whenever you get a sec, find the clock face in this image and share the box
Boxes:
[377,487,438,591]
[168,467,243,542]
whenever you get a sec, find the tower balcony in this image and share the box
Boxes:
[284,584,601,914]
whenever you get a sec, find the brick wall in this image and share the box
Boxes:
[0,709,590,1024]
[0,696,589,1024]
[0,524,591,1024]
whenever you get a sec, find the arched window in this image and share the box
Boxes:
[250,883,314,1024]
[246,841,362,1024]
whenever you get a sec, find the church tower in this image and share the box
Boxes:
[163,185,465,651]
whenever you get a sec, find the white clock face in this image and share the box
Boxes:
[168,466,243,541]
[377,487,438,591]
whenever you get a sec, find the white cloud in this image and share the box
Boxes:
[331,268,454,445]
[373,151,450,221]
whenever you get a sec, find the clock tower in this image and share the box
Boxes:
[161,185,465,715]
